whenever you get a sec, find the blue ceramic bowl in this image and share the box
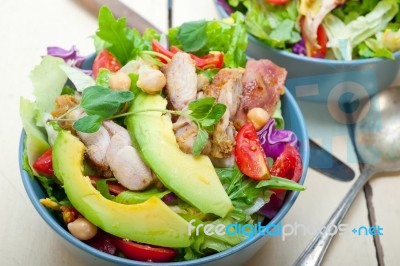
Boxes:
[19,56,310,265]
[215,0,400,103]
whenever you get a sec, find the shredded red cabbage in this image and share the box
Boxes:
[292,39,307,56]
[257,119,298,161]
[162,192,178,205]
[258,191,286,219]
[47,46,86,68]
[216,0,233,14]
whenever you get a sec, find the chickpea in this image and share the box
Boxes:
[247,107,269,131]
[109,71,131,91]
[136,66,166,94]
[67,217,98,241]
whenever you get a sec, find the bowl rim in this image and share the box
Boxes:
[215,0,400,65]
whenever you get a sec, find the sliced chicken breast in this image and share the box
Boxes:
[163,52,197,111]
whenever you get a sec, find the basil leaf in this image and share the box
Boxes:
[73,115,103,133]
[192,129,208,157]
[80,86,134,117]
[207,103,227,122]
[188,97,216,120]
[177,20,208,52]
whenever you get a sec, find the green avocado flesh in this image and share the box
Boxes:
[52,131,190,248]
[126,92,233,217]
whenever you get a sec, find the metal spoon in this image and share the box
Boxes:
[294,86,400,266]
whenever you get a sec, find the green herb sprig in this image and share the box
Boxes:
[53,85,226,157]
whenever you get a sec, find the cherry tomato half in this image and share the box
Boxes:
[32,148,54,175]
[265,0,290,4]
[270,144,302,183]
[234,122,271,180]
[113,238,178,262]
[92,49,122,77]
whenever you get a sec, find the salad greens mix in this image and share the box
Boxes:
[225,0,400,60]
[20,6,305,262]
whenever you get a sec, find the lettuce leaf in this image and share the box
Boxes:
[59,65,95,92]
[20,98,50,176]
[31,56,68,114]
[96,6,160,65]
[168,12,248,67]
[232,0,300,49]
[323,0,399,60]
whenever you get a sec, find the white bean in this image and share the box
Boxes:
[109,71,131,91]
[67,217,98,241]
[247,107,269,131]
[136,67,166,94]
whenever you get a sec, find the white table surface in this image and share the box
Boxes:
[2,0,399,265]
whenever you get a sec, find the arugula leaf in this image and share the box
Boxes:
[95,178,116,200]
[80,86,134,117]
[192,129,209,157]
[177,20,208,52]
[96,6,134,65]
[256,176,305,191]
[73,115,103,133]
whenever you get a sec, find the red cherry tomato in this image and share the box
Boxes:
[262,144,303,217]
[151,40,174,63]
[152,40,224,69]
[234,122,271,180]
[300,17,328,58]
[271,144,303,183]
[85,230,117,255]
[32,148,54,175]
[265,0,290,4]
[113,238,178,262]
[92,49,122,77]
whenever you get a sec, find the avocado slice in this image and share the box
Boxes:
[52,130,190,248]
[126,93,233,217]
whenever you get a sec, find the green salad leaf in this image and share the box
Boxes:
[96,6,160,65]
[230,0,300,49]
[168,12,248,67]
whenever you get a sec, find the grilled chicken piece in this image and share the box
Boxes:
[51,95,80,130]
[233,59,287,129]
[163,52,197,110]
[103,121,154,191]
[204,68,245,158]
[197,74,210,91]
[77,127,111,174]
